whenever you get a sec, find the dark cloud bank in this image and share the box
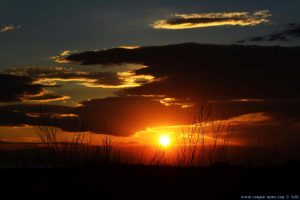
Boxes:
[1,74,40,102]
[67,43,300,100]
[2,43,300,143]
[0,74,60,102]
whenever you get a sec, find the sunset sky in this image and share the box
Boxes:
[1,0,300,149]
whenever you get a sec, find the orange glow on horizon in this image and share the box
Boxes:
[0,112,269,148]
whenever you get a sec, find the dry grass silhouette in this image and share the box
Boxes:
[31,103,283,167]
[175,101,232,166]
[34,105,118,166]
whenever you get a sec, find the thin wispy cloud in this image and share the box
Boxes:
[240,23,300,43]
[0,24,21,32]
[151,10,271,30]
[21,89,70,103]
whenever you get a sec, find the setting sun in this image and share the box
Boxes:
[159,135,171,147]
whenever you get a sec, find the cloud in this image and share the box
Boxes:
[66,43,300,101]
[49,50,73,63]
[151,11,271,30]
[6,66,154,89]
[0,74,44,102]
[2,43,300,142]
[241,23,300,42]
[22,90,70,103]
[75,96,189,136]
[0,104,76,128]
[0,73,68,103]
[0,24,21,32]
[118,45,140,49]
[2,96,300,144]
[62,42,300,140]
[6,66,123,87]
[0,96,189,136]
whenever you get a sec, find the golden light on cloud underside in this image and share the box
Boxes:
[118,45,140,49]
[21,90,70,103]
[22,96,70,103]
[33,69,154,89]
[26,113,78,118]
[78,71,154,88]
[49,50,73,63]
[152,10,271,30]
[159,97,193,108]
[33,77,99,86]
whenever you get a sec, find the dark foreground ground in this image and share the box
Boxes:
[0,164,299,200]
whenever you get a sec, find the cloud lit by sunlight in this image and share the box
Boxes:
[21,66,155,89]
[0,24,21,32]
[50,50,74,63]
[118,45,140,49]
[80,71,154,88]
[159,97,193,108]
[21,89,70,103]
[152,10,271,30]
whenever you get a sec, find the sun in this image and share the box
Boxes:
[159,135,171,147]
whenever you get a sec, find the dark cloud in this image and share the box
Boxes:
[0,104,77,130]
[2,43,300,139]
[0,96,189,136]
[1,74,44,102]
[0,73,67,103]
[242,23,300,42]
[67,43,300,101]
[64,42,300,139]
[75,96,189,136]
[6,67,124,87]
[2,96,300,140]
